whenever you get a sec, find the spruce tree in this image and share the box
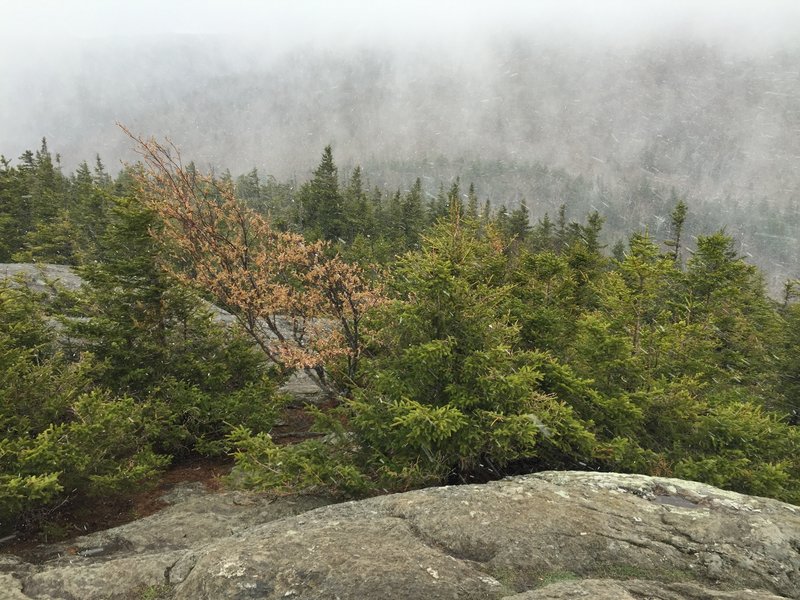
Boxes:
[0,280,168,533]
[70,195,281,454]
[583,211,605,254]
[480,199,491,225]
[665,196,688,264]
[429,183,448,223]
[494,204,510,235]
[342,166,373,241]
[446,178,463,219]
[400,177,425,248]
[0,156,28,260]
[349,219,596,484]
[555,204,568,252]
[466,182,479,220]
[301,145,343,240]
[507,201,531,241]
[530,213,555,252]
[236,168,262,208]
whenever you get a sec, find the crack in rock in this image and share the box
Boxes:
[391,512,500,564]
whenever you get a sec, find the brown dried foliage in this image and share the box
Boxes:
[122,127,383,395]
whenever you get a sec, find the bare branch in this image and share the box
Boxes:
[119,125,384,396]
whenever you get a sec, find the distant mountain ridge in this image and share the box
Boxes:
[2,35,799,287]
[3,36,798,192]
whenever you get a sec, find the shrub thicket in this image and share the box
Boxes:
[2,139,799,536]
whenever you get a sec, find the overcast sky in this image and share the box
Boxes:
[2,1,799,50]
[2,0,799,167]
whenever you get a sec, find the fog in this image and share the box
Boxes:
[2,1,800,287]
[2,1,798,175]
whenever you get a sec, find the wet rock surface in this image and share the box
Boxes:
[2,483,328,600]
[2,471,798,599]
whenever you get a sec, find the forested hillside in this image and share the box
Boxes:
[1,137,799,540]
[4,34,800,290]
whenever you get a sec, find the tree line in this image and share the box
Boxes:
[1,137,799,539]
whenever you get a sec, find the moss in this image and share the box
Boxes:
[492,563,698,593]
[538,570,581,586]
[599,563,696,584]
[132,583,174,600]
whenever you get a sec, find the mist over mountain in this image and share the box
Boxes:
[5,33,799,187]
[2,1,799,288]
[6,5,800,549]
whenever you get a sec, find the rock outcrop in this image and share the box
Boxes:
[0,263,84,295]
[0,263,329,404]
[1,483,330,600]
[2,471,799,599]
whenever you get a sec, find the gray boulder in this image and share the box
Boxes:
[3,471,798,599]
[169,471,800,599]
[0,263,328,404]
[4,483,329,600]
[0,263,84,295]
